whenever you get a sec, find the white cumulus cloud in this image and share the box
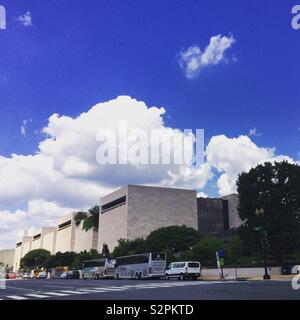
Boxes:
[16,11,33,27]
[179,34,236,79]
[206,135,295,196]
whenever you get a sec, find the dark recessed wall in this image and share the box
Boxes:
[197,198,230,236]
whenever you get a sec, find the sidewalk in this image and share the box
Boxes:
[200,275,295,282]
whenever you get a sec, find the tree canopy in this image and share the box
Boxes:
[146,225,203,254]
[237,161,300,262]
[74,205,100,231]
[20,249,51,269]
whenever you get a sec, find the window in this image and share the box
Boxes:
[188,262,200,268]
[33,234,41,241]
[95,260,106,267]
[173,263,185,268]
[58,220,71,230]
[151,253,165,261]
[138,255,149,264]
[83,259,105,268]
[101,196,126,213]
[116,254,149,266]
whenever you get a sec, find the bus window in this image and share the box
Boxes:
[152,253,165,260]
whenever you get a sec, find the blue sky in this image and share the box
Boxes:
[0,0,300,247]
[0,0,299,158]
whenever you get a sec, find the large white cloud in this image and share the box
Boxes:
[179,34,236,79]
[206,135,295,196]
[0,96,211,248]
[0,96,295,249]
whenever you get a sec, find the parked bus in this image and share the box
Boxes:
[82,258,115,279]
[114,252,166,280]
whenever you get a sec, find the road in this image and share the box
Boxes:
[0,278,299,300]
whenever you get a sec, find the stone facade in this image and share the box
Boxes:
[98,185,198,251]
[0,249,15,268]
[13,214,98,271]
[220,194,242,229]
[98,186,128,252]
[74,220,98,252]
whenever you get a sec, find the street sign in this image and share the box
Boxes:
[218,249,225,258]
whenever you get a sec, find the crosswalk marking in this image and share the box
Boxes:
[93,287,129,291]
[43,292,70,296]
[79,287,125,293]
[1,281,240,300]
[60,290,87,295]
[26,293,51,298]
[6,295,28,300]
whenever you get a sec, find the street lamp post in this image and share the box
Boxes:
[255,208,271,280]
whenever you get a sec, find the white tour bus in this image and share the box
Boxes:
[114,252,166,280]
[82,258,116,279]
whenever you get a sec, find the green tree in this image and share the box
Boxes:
[82,205,100,231]
[237,161,300,263]
[20,249,51,269]
[72,249,101,269]
[112,238,147,258]
[74,211,88,226]
[54,251,79,269]
[224,237,243,264]
[191,237,223,266]
[146,225,202,254]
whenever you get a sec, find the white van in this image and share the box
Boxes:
[165,261,201,280]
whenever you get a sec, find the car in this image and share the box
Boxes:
[38,271,47,279]
[165,261,201,280]
[22,272,32,279]
[66,270,80,279]
[60,271,68,279]
[6,273,17,279]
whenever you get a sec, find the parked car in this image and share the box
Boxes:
[66,270,80,279]
[22,272,32,279]
[6,272,17,279]
[38,271,47,279]
[60,271,68,279]
[165,261,201,280]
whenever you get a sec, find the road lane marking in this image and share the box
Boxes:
[26,293,51,298]
[6,295,28,300]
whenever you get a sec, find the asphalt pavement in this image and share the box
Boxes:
[0,278,299,300]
